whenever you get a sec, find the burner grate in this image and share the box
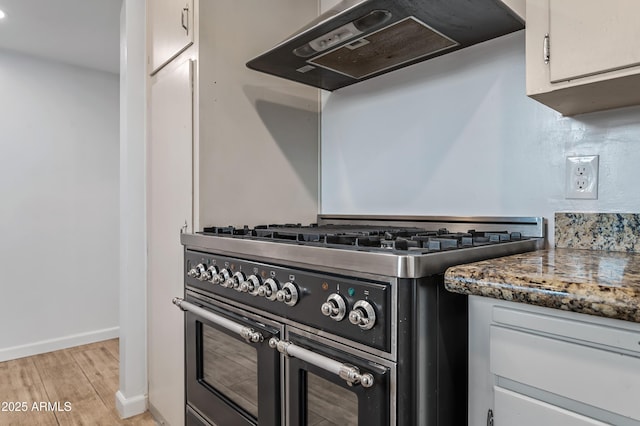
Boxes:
[201,224,529,254]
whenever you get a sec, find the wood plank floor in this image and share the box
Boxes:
[0,339,156,425]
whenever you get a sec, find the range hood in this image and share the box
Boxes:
[246,0,524,91]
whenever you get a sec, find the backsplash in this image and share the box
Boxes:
[555,213,640,252]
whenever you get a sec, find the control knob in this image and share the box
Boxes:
[200,265,214,281]
[257,278,279,301]
[240,275,261,295]
[207,265,219,284]
[218,269,232,287]
[231,271,246,292]
[188,263,207,280]
[321,293,347,321]
[275,282,299,306]
[348,300,376,330]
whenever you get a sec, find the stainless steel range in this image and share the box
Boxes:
[173,215,545,426]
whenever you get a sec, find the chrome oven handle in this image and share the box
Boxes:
[172,297,263,343]
[268,337,374,388]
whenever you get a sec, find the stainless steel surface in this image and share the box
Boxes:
[181,233,544,278]
[269,337,375,388]
[246,0,524,91]
[316,214,545,236]
[173,297,264,343]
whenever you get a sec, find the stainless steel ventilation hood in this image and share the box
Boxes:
[246,0,524,91]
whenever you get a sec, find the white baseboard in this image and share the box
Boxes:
[149,402,171,425]
[116,390,148,419]
[0,327,120,362]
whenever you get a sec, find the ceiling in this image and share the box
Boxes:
[0,0,122,74]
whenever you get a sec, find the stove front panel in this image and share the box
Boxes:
[185,250,393,354]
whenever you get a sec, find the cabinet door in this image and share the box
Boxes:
[548,0,640,83]
[149,0,194,74]
[148,59,194,426]
[490,325,640,422]
[494,387,607,426]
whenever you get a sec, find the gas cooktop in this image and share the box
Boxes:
[202,223,528,254]
[182,215,545,278]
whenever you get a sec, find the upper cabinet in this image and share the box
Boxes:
[526,0,640,115]
[149,0,194,74]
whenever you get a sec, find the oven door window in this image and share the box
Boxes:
[201,323,259,417]
[185,297,281,426]
[307,372,359,425]
[288,332,391,426]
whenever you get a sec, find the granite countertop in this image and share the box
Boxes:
[444,248,640,323]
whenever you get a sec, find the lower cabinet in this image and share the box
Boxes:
[468,297,640,426]
[494,387,607,426]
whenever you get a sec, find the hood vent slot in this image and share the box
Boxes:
[309,17,458,79]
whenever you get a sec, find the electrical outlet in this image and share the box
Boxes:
[566,155,599,199]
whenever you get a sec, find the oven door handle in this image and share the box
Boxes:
[268,337,374,388]
[172,297,264,343]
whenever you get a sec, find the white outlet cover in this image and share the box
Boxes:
[566,155,599,200]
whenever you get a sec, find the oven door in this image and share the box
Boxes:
[278,328,393,426]
[176,293,282,426]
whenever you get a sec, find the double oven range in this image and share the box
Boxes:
[174,215,545,426]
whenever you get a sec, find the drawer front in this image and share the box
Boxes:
[492,306,640,354]
[494,387,607,426]
[490,325,640,421]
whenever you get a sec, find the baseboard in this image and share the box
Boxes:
[149,402,171,425]
[0,327,119,362]
[116,390,148,419]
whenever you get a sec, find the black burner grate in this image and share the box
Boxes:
[201,224,527,254]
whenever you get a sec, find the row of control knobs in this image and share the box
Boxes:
[188,263,376,330]
[188,263,298,306]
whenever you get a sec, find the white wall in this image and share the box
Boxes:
[198,0,320,228]
[0,49,120,361]
[321,31,640,245]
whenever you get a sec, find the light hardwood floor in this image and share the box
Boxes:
[0,339,156,425]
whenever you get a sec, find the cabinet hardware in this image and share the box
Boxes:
[181,4,189,35]
[543,33,550,64]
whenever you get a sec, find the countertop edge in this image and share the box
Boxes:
[444,249,640,323]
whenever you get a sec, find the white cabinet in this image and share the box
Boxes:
[149,0,194,74]
[546,0,640,83]
[147,58,194,426]
[526,0,640,115]
[499,0,525,20]
[494,387,608,426]
[487,302,640,426]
